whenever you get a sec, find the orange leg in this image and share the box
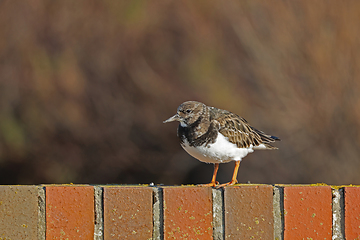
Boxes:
[200,163,220,187]
[216,161,240,188]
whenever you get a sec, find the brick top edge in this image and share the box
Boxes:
[1,184,360,188]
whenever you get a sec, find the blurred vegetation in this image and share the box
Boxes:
[0,1,360,185]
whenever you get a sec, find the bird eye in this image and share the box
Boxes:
[186,109,192,113]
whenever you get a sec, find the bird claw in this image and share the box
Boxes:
[199,181,219,187]
[214,179,238,189]
[199,179,239,188]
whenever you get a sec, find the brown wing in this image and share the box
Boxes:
[213,111,279,149]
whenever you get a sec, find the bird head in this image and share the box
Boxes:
[163,101,205,127]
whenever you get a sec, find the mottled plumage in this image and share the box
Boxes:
[164,101,280,187]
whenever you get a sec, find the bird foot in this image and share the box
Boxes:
[199,181,219,187]
[215,179,238,189]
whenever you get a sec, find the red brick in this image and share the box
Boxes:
[0,186,41,239]
[224,185,273,239]
[163,186,213,239]
[103,186,153,239]
[46,186,94,239]
[284,186,332,239]
[345,187,360,239]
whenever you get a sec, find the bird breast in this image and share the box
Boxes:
[181,132,255,164]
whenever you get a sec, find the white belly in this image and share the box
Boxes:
[181,133,255,164]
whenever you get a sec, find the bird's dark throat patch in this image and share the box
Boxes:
[178,117,218,147]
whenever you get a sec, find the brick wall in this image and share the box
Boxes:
[0,184,358,239]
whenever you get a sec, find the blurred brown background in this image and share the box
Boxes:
[0,1,359,185]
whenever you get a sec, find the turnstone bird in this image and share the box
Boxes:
[164,101,280,188]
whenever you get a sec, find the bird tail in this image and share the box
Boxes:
[270,135,280,141]
[251,127,280,150]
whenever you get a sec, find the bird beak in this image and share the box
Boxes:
[163,113,181,123]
